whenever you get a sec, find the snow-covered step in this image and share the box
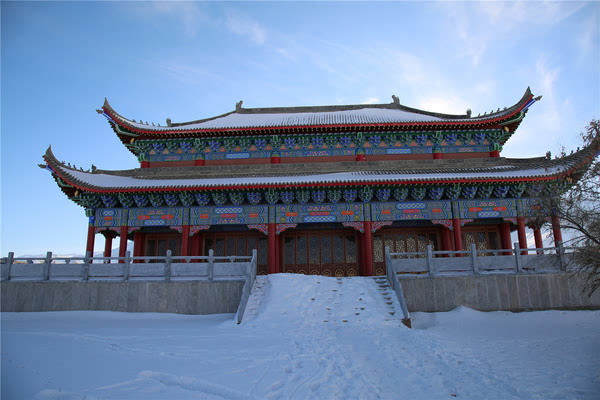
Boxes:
[243,274,407,327]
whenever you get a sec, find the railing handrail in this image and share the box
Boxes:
[1,250,255,282]
[385,242,570,278]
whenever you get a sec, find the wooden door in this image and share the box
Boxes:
[372,228,440,275]
[282,229,359,277]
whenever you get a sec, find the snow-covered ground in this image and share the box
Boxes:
[2,274,599,399]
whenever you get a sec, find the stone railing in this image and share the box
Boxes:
[385,243,570,278]
[0,250,255,282]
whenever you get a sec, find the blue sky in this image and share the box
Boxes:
[2,1,599,255]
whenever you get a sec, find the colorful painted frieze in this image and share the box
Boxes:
[276,203,364,224]
[94,208,129,228]
[371,201,451,221]
[128,207,187,227]
[458,199,517,219]
[190,205,267,225]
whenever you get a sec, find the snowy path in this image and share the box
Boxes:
[2,274,600,399]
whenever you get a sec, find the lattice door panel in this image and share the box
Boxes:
[203,232,268,274]
[282,230,358,277]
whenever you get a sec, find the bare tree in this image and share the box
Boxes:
[531,120,600,296]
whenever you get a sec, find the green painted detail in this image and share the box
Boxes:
[179,192,195,207]
[118,193,135,208]
[148,193,165,207]
[359,186,373,202]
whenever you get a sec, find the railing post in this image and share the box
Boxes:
[514,242,523,273]
[6,252,14,281]
[252,249,258,280]
[426,245,434,277]
[558,243,565,271]
[83,251,91,281]
[470,243,478,274]
[123,251,131,281]
[208,249,214,281]
[165,250,172,281]
[43,251,52,281]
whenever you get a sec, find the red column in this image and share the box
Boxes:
[271,153,281,164]
[433,151,443,160]
[356,233,363,276]
[533,227,543,254]
[441,227,452,256]
[275,233,281,273]
[133,231,144,263]
[500,222,512,255]
[356,149,366,162]
[268,224,277,274]
[551,215,563,254]
[181,225,190,261]
[551,216,562,244]
[517,217,527,255]
[194,158,205,166]
[119,226,128,263]
[452,218,463,256]
[490,150,500,157]
[103,233,114,262]
[141,161,150,168]
[86,225,95,257]
[363,221,373,276]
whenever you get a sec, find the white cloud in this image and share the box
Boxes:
[128,2,208,37]
[438,1,587,67]
[159,64,222,86]
[417,96,470,116]
[363,97,380,104]
[225,12,266,45]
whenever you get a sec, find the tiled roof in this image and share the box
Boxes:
[42,140,598,193]
[100,88,535,135]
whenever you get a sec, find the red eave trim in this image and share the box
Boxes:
[51,169,560,195]
[104,95,532,136]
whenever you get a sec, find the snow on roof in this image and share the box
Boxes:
[55,164,567,191]
[117,107,444,132]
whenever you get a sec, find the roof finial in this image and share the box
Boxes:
[391,95,400,106]
[236,100,244,111]
[95,109,103,114]
[534,95,543,101]
[466,109,472,118]
[166,118,172,127]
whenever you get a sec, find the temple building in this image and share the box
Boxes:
[42,88,599,276]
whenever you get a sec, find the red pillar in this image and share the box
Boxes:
[551,216,562,244]
[181,225,190,261]
[271,154,281,164]
[490,150,500,157]
[141,161,150,168]
[533,227,544,254]
[356,149,366,162]
[86,225,95,257]
[268,224,277,274]
[194,158,205,166]
[551,215,563,254]
[452,218,463,256]
[275,233,282,273]
[119,226,128,263]
[500,222,512,255]
[441,227,452,256]
[133,231,144,263]
[363,221,373,276]
[433,152,443,160]
[517,217,527,255]
[103,233,114,262]
[356,233,363,276]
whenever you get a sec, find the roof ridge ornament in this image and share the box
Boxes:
[391,95,400,107]
[236,100,244,111]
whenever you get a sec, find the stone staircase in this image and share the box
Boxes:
[373,276,403,322]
